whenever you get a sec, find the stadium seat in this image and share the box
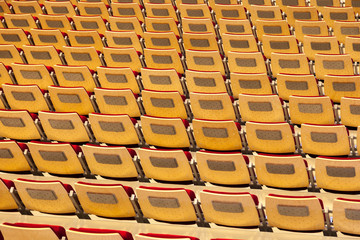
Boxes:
[185,70,227,94]
[77,2,110,20]
[212,4,247,22]
[218,19,253,35]
[270,53,311,77]
[303,35,340,61]
[221,34,259,56]
[53,65,97,92]
[112,3,144,22]
[0,63,13,86]
[72,15,108,34]
[262,35,299,59]
[103,47,143,72]
[4,13,38,31]
[294,20,329,42]
[254,20,290,42]
[323,75,360,102]
[314,54,354,80]
[178,3,211,19]
[23,45,63,66]
[141,68,184,94]
[321,7,355,29]
[37,14,73,32]
[0,28,31,48]
[183,32,219,52]
[0,140,31,172]
[43,1,77,17]
[242,0,272,9]
[143,31,181,53]
[227,51,268,74]
[285,6,319,26]
[10,63,54,90]
[0,178,19,211]
[340,96,360,127]
[333,21,360,44]
[62,46,102,71]
[249,5,283,21]
[230,72,273,97]
[30,29,68,50]
[0,44,24,65]
[333,198,360,235]
[0,0,12,16]
[182,18,216,34]
[146,3,178,20]
[105,31,143,53]
[145,17,180,36]
[11,0,43,16]
[0,222,66,240]
[67,227,133,240]
[309,0,341,11]
[277,0,307,11]
[344,36,360,62]
[67,30,104,52]
[109,16,144,37]
[186,50,225,76]
[144,48,184,74]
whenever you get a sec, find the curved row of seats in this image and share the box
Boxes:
[0,177,358,236]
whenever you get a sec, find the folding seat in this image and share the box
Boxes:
[97,66,141,94]
[322,7,355,29]
[142,90,188,119]
[67,30,104,52]
[10,63,54,90]
[141,115,191,148]
[344,36,360,62]
[190,92,236,120]
[0,140,31,172]
[105,30,143,53]
[334,21,360,45]
[221,34,259,57]
[265,194,325,231]
[143,31,181,53]
[0,44,24,65]
[88,113,140,145]
[340,96,360,127]
[27,141,85,175]
[212,4,247,22]
[103,47,143,72]
[43,1,77,17]
[230,72,272,97]
[0,28,31,48]
[37,14,73,32]
[30,29,68,50]
[0,0,12,16]
[333,198,360,235]
[200,190,260,227]
[276,73,319,101]
[246,121,296,153]
[67,228,133,240]
[38,111,91,142]
[74,181,136,218]
[141,68,183,93]
[0,178,20,211]
[249,5,283,21]
[254,20,290,42]
[182,18,216,34]
[72,15,108,34]
[262,35,299,59]
[218,19,253,35]
[2,84,50,112]
[112,3,145,22]
[315,156,360,191]
[94,88,141,116]
[294,20,329,42]
[242,0,272,9]
[48,86,95,115]
[178,4,212,19]
[14,178,77,214]
[192,119,243,151]
[303,35,340,61]
[109,16,144,37]
[182,32,219,52]
[4,13,39,31]
[136,186,198,223]
[11,0,43,17]
[238,94,285,122]
[77,2,110,20]
[144,48,184,74]
[285,6,319,26]
[0,63,12,85]
[22,45,63,66]
[0,109,41,140]
[195,150,251,185]
[62,46,103,70]
[228,51,267,74]
[137,148,195,182]
[145,3,178,20]
[185,69,227,94]
[324,75,360,102]
[136,233,199,240]
[82,144,138,178]
[270,53,310,78]
[254,154,309,188]
[0,223,66,240]
[145,17,180,36]
[300,123,350,156]
[345,0,360,14]
[53,65,97,92]
[309,0,341,10]
[277,0,307,12]
[314,54,354,80]
[186,49,226,76]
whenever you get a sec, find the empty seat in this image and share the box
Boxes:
[192,119,243,151]
[178,4,211,19]
[137,148,194,182]
[333,198,360,235]
[277,73,319,101]
[30,29,68,50]
[11,63,54,90]
[183,32,219,52]
[14,178,77,214]
[344,36,360,62]
[141,68,184,94]
[265,194,325,231]
[195,150,251,185]
[200,190,260,227]
[227,51,267,74]
[345,0,360,14]
[340,96,360,127]
[103,47,143,72]
[67,228,133,240]
[38,111,91,142]
[43,1,77,17]
[2,84,50,112]
[136,186,198,223]
[0,109,41,140]
[0,44,24,65]
[333,21,360,44]
[0,223,66,240]
[249,5,283,21]
[0,0,12,16]
[208,0,239,8]
[294,20,329,42]
[53,65,97,92]
[315,156,360,191]
[88,113,140,145]
[27,141,84,175]
[300,123,350,156]
[314,54,354,80]
[218,19,253,35]
[324,75,360,102]
[182,18,216,34]
[146,3,178,20]
[37,14,73,32]
[74,181,136,218]
[285,6,319,26]
[270,53,311,78]
[82,144,138,178]
[67,30,104,52]
[221,34,259,57]
[143,31,181,53]
[262,35,299,59]
[94,88,141,117]
[12,1,43,16]
[62,46,102,71]
[230,72,273,97]
[145,17,180,36]
[141,115,191,148]
[254,20,290,42]
[77,2,110,20]
[254,154,309,188]
[0,140,31,172]
[112,3,144,22]
[105,31,143,53]
[144,48,184,74]
[322,7,355,29]
[310,0,341,10]
[4,13,38,31]
[238,94,285,122]
[242,0,272,9]
[23,45,63,66]
[246,121,296,153]
[0,178,19,211]
[109,16,144,37]
[212,4,247,22]
[185,70,227,94]
[0,28,31,48]
[189,92,236,120]
[303,35,340,61]
[72,16,108,34]
[0,63,13,85]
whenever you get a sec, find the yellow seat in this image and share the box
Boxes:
[230,72,273,97]
[141,68,184,94]
[23,45,63,66]
[324,75,360,103]
[262,35,299,59]
[270,53,311,78]
[294,20,329,42]
[277,73,319,101]
[314,54,354,80]
[185,69,227,94]
[0,141,31,172]
[333,198,360,235]
[53,65,97,92]
[10,63,54,90]
[340,96,360,127]
[303,35,340,61]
